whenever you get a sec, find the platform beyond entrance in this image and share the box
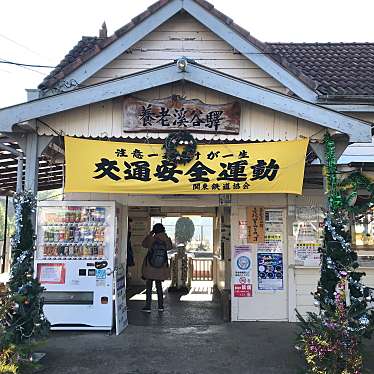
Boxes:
[127,281,221,327]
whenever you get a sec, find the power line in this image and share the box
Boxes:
[0,33,52,62]
[0,59,55,69]
[0,57,47,76]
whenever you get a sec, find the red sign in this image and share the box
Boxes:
[37,263,66,284]
[234,283,252,297]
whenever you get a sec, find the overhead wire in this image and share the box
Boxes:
[0,33,52,62]
[0,59,55,69]
[0,57,49,76]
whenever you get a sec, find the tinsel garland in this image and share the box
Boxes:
[339,172,374,214]
[1,190,49,348]
[324,133,343,212]
[296,133,374,374]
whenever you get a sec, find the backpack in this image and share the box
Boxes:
[148,239,168,268]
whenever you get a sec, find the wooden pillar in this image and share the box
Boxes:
[15,130,53,196]
[24,132,39,195]
[14,126,53,229]
[16,156,23,193]
[287,193,297,322]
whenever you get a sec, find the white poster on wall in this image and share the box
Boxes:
[294,207,323,266]
[115,267,128,335]
[233,245,253,297]
[263,209,284,253]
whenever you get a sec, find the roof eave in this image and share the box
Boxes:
[0,62,370,143]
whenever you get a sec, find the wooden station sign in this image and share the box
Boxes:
[247,207,265,243]
[123,95,240,134]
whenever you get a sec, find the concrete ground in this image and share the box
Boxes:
[38,282,374,374]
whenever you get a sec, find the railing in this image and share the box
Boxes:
[191,258,213,281]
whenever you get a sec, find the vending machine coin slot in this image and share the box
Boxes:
[95,261,108,269]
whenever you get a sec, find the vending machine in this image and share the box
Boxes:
[35,201,125,330]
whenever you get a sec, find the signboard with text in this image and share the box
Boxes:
[115,269,128,335]
[64,137,308,195]
[247,207,265,243]
[123,96,240,134]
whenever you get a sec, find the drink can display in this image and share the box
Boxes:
[75,208,81,222]
[59,228,65,241]
[73,244,78,257]
[98,244,104,257]
[44,229,49,242]
[54,228,59,242]
[38,205,113,261]
[74,227,80,242]
[69,227,74,241]
[70,207,76,223]
[96,227,100,241]
[82,209,87,223]
[93,244,98,256]
[82,243,89,257]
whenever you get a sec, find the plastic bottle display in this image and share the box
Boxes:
[40,206,107,260]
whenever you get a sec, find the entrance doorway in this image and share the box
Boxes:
[126,207,224,326]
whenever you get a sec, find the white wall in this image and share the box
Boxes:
[84,13,287,94]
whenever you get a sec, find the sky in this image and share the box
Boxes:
[1,0,374,108]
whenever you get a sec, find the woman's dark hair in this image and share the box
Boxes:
[153,223,165,234]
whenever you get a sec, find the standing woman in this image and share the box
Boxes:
[141,223,172,312]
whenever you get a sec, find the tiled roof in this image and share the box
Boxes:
[268,43,374,97]
[39,36,103,90]
[38,0,374,99]
[39,0,276,91]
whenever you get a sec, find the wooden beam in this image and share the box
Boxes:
[185,64,371,143]
[323,104,374,112]
[1,166,63,180]
[0,64,181,132]
[0,142,22,157]
[0,63,371,142]
[1,176,63,186]
[183,0,317,102]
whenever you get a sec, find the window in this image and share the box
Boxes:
[151,215,213,255]
[352,209,374,264]
[293,206,324,267]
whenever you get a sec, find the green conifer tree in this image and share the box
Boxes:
[296,134,374,374]
[0,191,49,371]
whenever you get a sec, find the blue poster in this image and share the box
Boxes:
[257,253,283,290]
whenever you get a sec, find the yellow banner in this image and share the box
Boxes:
[64,137,308,195]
